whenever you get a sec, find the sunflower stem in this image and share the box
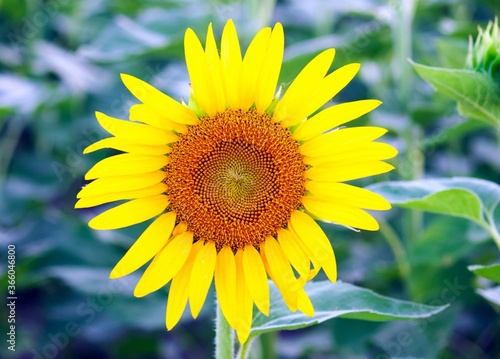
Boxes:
[379,220,410,279]
[236,337,254,359]
[215,299,234,359]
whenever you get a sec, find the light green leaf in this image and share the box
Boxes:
[410,61,500,126]
[468,263,500,283]
[476,286,500,306]
[368,177,500,225]
[249,281,447,339]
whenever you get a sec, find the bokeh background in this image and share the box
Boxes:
[1,0,499,358]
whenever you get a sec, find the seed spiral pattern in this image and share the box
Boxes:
[165,109,306,250]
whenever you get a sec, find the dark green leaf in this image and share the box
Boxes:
[368,177,500,224]
[468,263,500,283]
[411,61,500,126]
[250,281,447,338]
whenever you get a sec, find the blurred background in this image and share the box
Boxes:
[1,0,499,358]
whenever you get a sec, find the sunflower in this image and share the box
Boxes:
[76,19,397,343]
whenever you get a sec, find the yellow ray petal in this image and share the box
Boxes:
[303,142,398,166]
[306,160,394,182]
[255,23,284,112]
[297,288,314,317]
[261,236,301,310]
[205,23,227,112]
[289,211,337,283]
[75,182,166,208]
[121,74,199,125]
[83,137,171,156]
[277,228,311,279]
[129,104,187,134]
[189,241,217,318]
[215,246,237,328]
[299,127,387,158]
[88,195,168,230]
[242,245,270,316]
[77,171,165,198]
[166,241,204,330]
[280,63,360,128]
[95,111,177,145]
[240,27,272,110]
[221,19,242,108]
[273,49,335,123]
[172,222,188,237]
[85,153,168,180]
[235,249,253,344]
[110,212,176,279]
[302,196,380,231]
[185,28,217,116]
[293,99,382,141]
[306,182,391,210]
[134,231,193,297]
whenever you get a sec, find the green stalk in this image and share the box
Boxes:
[379,220,410,279]
[215,300,234,359]
[395,0,423,246]
[236,337,254,359]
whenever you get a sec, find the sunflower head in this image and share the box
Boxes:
[466,17,500,82]
[77,19,397,343]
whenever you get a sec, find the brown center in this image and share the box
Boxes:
[165,109,306,250]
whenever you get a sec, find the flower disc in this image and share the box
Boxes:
[166,109,306,250]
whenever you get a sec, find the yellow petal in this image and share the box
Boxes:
[129,104,187,134]
[166,241,204,330]
[85,153,168,180]
[95,111,177,145]
[83,137,171,156]
[240,27,272,110]
[221,19,242,108]
[297,288,314,317]
[121,73,199,125]
[110,212,176,279]
[234,249,253,344]
[78,171,165,198]
[280,63,360,128]
[306,182,391,210]
[277,228,311,279]
[88,195,168,230]
[254,23,284,112]
[303,142,398,166]
[242,245,269,316]
[75,182,166,208]
[306,160,394,182]
[205,23,227,112]
[134,231,193,297]
[185,28,217,116]
[299,127,388,158]
[302,196,380,231]
[289,211,337,283]
[273,49,335,123]
[215,246,237,328]
[261,236,300,311]
[293,99,382,141]
[189,241,217,318]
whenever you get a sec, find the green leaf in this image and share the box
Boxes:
[249,281,447,339]
[368,177,500,225]
[410,61,500,126]
[476,286,500,306]
[468,263,500,283]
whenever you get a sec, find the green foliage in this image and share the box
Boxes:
[1,0,499,358]
[411,62,500,126]
[468,263,500,283]
[249,281,446,339]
